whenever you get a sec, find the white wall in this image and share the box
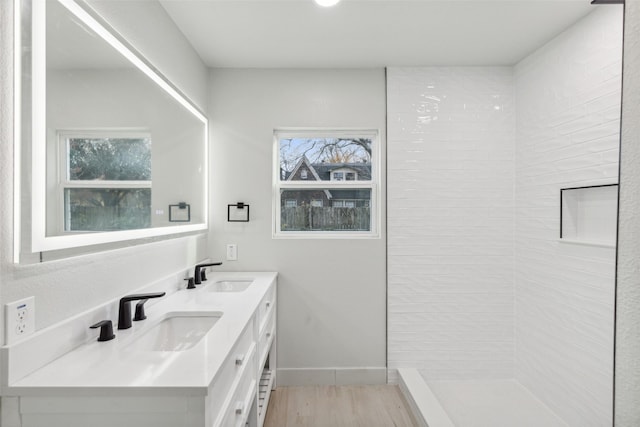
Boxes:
[514,8,622,426]
[86,0,209,110]
[209,69,387,385]
[0,0,208,348]
[615,0,640,424]
[386,67,516,382]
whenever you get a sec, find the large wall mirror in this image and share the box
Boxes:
[19,0,208,258]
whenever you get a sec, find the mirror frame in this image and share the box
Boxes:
[23,0,208,254]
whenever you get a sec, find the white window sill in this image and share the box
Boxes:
[273,231,380,239]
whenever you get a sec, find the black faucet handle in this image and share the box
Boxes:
[184,277,196,289]
[90,320,115,342]
[133,299,149,321]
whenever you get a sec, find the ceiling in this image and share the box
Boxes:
[160,0,597,68]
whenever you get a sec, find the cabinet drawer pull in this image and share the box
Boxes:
[266,332,272,338]
[235,354,245,365]
[265,301,271,308]
[235,402,244,415]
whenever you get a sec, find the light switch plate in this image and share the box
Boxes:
[5,296,36,345]
[226,244,238,261]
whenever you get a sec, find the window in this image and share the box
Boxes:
[274,130,379,237]
[333,200,357,208]
[331,169,358,182]
[58,130,152,232]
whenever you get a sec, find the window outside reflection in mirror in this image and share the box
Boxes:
[61,132,152,232]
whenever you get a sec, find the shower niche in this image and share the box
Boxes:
[560,184,618,246]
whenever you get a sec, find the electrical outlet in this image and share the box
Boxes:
[5,296,36,345]
[226,244,238,261]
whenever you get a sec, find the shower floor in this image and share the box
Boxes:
[399,369,568,427]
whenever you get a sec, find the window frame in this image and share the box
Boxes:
[273,129,380,239]
[57,129,152,233]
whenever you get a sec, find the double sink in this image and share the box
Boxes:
[2,271,278,400]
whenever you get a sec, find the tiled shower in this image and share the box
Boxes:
[387,7,622,426]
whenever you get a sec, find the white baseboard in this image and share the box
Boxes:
[277,368,387,386]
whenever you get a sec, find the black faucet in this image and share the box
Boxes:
[117,292,165,330]
[194,262,222,285]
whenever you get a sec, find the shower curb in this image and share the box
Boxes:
[397,368,454,427]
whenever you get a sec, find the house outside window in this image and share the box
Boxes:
[274,130,379,237]
[58,130,152,232]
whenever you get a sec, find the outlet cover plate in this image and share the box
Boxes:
[226,243,238,261]
[5,296,36,345]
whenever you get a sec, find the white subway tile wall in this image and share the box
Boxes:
[387,67,516,383]
[514,7,622,427]
[387,7,622,427]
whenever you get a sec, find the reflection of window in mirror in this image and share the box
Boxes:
[57,130,152,232]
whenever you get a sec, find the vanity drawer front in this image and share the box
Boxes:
[257,282,276,330]
[258,311,275,368]
[219,351,257,427]
[208,323,254,421]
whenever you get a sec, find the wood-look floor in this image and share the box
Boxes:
[264,385,418,427]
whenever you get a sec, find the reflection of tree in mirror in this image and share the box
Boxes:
[279,138,372,178]
[68,137,151,181]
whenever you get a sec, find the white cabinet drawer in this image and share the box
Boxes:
[219,351,257,427]
[208,323,254,423]
[258,312,275,368]
[257,282,276,332]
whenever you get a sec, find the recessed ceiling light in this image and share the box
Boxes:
[314,0,341,7]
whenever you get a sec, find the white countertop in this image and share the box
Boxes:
[2,272,277,397]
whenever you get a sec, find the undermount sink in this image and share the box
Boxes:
[133,312,222,351]
[206,280,253,292]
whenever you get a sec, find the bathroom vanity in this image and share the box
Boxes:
[0,272,277,427]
